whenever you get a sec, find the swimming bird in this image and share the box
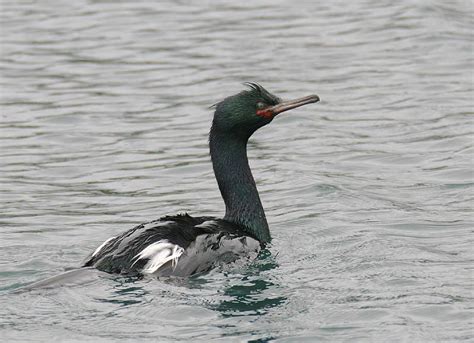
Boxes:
[83,83,319,276]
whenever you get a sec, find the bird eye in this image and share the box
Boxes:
[256,102,266,110]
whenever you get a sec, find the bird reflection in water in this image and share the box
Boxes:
[213,249,286,317]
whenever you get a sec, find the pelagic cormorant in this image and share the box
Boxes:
[83,83,319,276]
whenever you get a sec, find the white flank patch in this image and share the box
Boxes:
[194,220,218,229]
[92,236,116,257]
[131,240,184,274]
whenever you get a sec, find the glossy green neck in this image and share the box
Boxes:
[209,124,271,243]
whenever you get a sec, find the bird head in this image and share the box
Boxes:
[212,83,319,139]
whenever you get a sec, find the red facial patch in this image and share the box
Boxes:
[256,109,273,119]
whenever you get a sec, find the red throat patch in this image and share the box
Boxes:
[256,109,273,119]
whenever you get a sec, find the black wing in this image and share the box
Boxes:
[83,214,250,275]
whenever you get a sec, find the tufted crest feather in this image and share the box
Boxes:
[210,82,281,109]
[243,82,281,104]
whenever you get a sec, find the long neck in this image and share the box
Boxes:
[209,124,270,243]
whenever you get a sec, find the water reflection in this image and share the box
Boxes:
[98,276,149,307]
[214,249,286,317]
[216,278,286,317]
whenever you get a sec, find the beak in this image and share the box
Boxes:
[257,94,320,119]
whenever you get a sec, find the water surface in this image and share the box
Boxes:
[1,0,472,341]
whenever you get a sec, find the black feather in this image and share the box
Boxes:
[83,214,258,275]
